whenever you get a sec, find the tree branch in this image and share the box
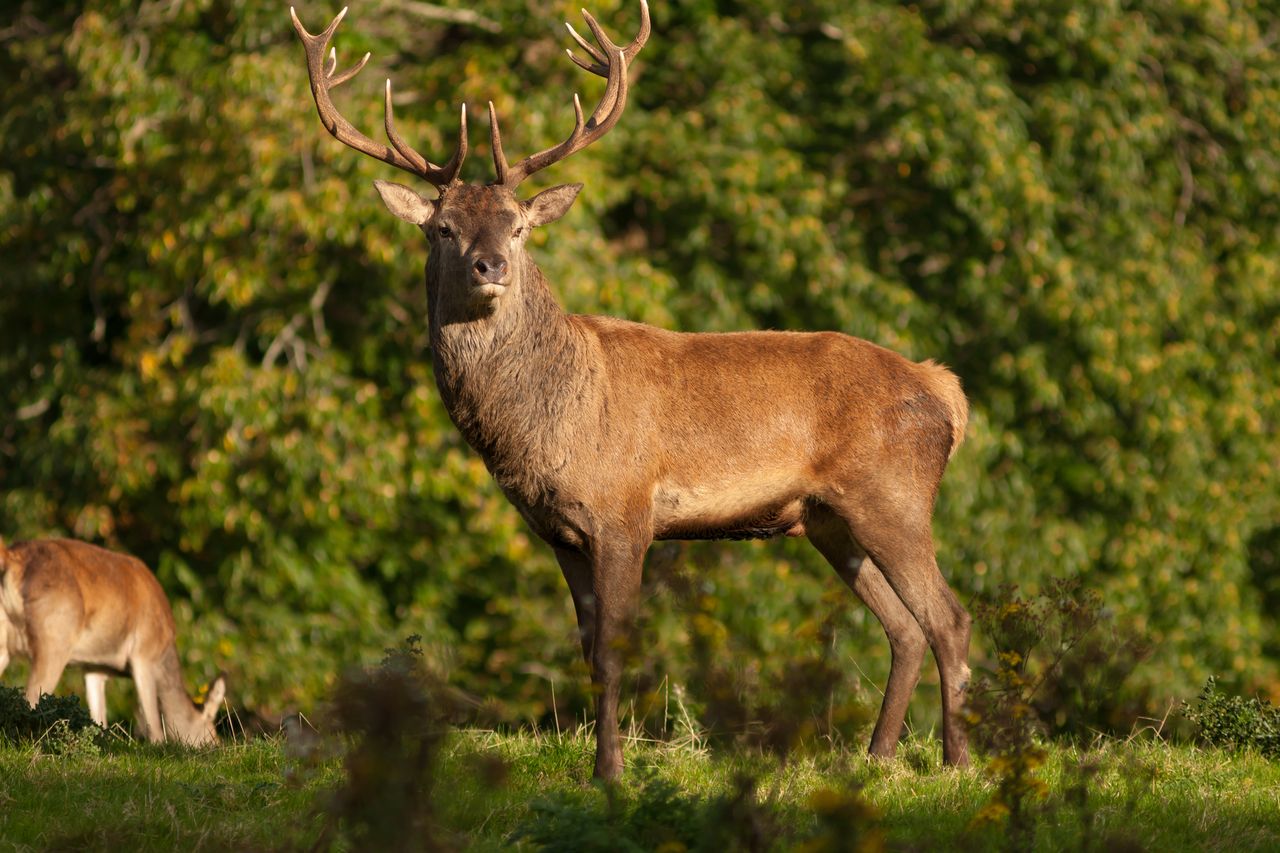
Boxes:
[391,0,501,33]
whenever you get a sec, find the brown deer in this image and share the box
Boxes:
[292,1,972,779]
[0,537,225,746]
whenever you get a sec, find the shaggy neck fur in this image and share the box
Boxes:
[425,252,595,500]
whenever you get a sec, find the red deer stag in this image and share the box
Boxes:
[0,537,225,746]
[292,1,971,779]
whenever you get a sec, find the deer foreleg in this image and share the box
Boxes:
[586,534,648,782]
[130,661,165,742]
[554,547,597,664]
[84,672,109,727]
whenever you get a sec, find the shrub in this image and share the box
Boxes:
[0,684,102,751]
[1183,677,1280,759]
[311,636,465,852]
[966,580,1150,849]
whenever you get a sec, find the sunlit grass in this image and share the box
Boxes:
[437,729,1280,851]
[0,735,337,850]
[0,729,1277,850]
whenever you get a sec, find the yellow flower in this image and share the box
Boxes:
[968,800,1010,830]
[999,651,1023,668]
[809,788,850,813]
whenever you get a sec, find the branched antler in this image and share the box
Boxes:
[290,6,468,189]
[489,0,650,188]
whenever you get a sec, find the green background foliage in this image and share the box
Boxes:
[2,0,1277,727]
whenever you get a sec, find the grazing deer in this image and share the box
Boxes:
[0,537,225,746]
[292,0,972,779]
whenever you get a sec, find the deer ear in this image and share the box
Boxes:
[523,183,583,228]
[202,675,227,721]
[374,180,435,226]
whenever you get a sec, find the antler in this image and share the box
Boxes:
[290,6,468,190]
[489,0,650,189]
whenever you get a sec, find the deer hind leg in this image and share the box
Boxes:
[22,598,81,706]
[130,661,165,742]
[829,495,971,768]
[806,505,927,759]
[584,533,648,782]
[84,672,110,727]
[25,646,72,708]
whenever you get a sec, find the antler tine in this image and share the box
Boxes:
[328,47,370,88]
[566,0,650,76]
[565,22,608,71]
[489,101,510,186]
[290,6,467,190]
[495,0,647,189]
[490,93,587,187]
[384,79,430,174]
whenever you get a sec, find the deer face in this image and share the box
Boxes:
[374,180,582,305]
[173,674,226,747]
[294,0,646,309]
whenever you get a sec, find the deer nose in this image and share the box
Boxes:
[473,255,508,283]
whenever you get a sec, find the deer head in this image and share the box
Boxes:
[290,2,649,315]
[165,674,227,746]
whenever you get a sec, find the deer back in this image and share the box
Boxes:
[0,539,177,673]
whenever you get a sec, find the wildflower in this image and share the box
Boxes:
[969,800,1011,829]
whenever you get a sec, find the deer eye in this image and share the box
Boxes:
[512,226,525,239]
[437,224,453,239]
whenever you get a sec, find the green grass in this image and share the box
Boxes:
[0,736,338,850]
[0,730,1277,851]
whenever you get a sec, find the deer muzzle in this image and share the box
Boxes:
[472,255,509,285]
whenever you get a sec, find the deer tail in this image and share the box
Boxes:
[918,360,969,460]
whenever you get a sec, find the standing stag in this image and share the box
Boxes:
[292,1,972,779]
[0,537,226,745]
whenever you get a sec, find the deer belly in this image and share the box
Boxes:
[66,622,135,671]
[69,646,131,671]
[652,478,808,541]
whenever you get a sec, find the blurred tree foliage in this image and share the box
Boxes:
[1,0,1277,726]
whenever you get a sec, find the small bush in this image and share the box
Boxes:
[1183,677,1280,759]
[0,685,102,750]
[971,579,1151,741]
[966,580,1150,850]
[311,635,466,852]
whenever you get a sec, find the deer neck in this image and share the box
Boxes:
[425,257,594,496]
[153,645,207,742]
